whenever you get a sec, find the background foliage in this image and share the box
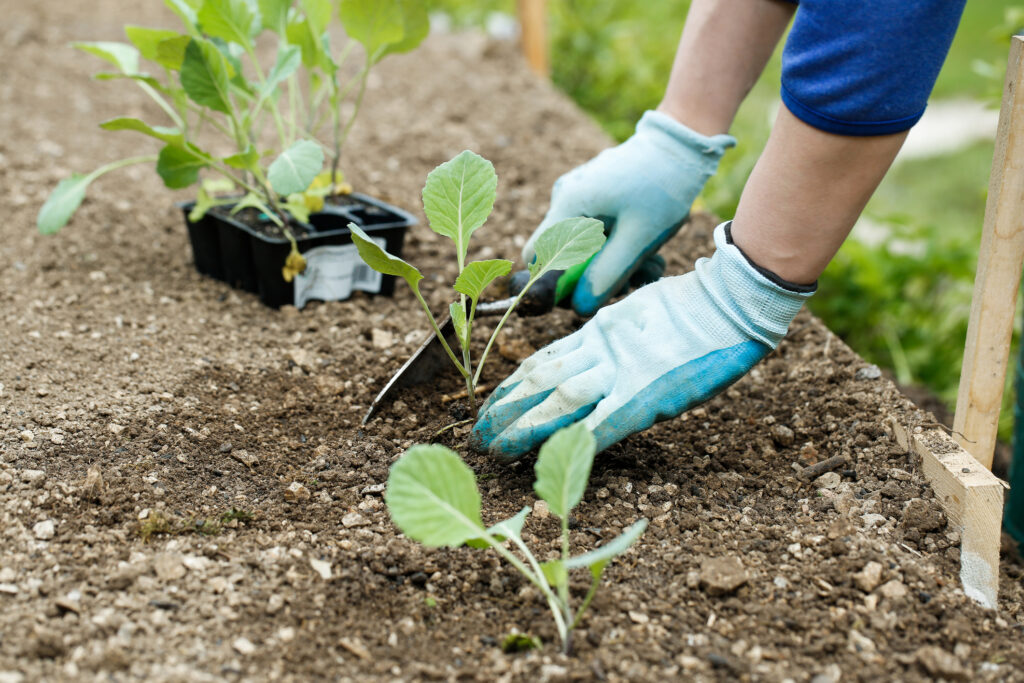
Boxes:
[427,0,1023,437]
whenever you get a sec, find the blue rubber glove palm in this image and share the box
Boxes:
[524,110,735,315]
[473,223,815,458]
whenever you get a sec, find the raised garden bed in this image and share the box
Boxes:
[2,3,1024,681]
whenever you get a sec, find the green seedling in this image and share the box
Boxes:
[349,150,606,410]
[385,423,647,654]
[37,0,427,278]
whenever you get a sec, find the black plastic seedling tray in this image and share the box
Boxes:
[181,193,416,309]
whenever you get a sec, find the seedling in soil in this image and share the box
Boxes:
[349,150,605,411]
[385,423,647,654]
[38,0,426,278]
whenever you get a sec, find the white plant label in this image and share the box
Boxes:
[293,239,385,309]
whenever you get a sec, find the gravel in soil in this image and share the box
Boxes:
[2,2,1024,681]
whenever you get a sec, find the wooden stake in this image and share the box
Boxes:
[952,35,1024,470]
[890,420,1006,608]
[517,0,549,77]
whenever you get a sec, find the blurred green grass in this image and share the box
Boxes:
[427,0,1022,436]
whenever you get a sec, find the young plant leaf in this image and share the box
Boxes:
[94,73,170,92]
[349,223,423,288]
[73,41,140,74]
[385,445,485,547]
[339,0,405,63]
[155,35,191,70]
[164,0,201,30]
[530,217,606,277]
[540,559,568,587]
[267,140,324,196]
[454,259,513,302]
[421,150,497,265]
[300,0,332,36]
[258,0,291,33]
[465,505,531,548]
[283,194,312,224]
[156,143,208,188]
[379,0,429,58]
[99,117,184,145]
[197,0,259,48]
[261,44,302,100]
[229,192,274,216]
[285,15,319,68]
[222,144,259,170]
[564,519,648,573]
[180,37,233,113]
[450,301,468,351]
[37,173,92,235]
[124,26,182,62]
[533,423,596,519]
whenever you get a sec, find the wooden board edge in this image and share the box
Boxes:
[888,419,1006,609]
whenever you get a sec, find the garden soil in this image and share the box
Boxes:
[2,3,1024,682]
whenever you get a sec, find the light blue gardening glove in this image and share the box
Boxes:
[472,223,815,458]
[523,110,735,316]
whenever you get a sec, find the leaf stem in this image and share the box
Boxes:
[410,286,469,378]
[508,535,569,647]
[572,572,602,630]
[473,271,540,386]
[330,65,369,192]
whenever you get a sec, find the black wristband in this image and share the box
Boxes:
[723,222,818,294]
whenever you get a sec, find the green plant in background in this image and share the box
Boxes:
[385,422,647,654]
[38,0,427,279]
[349,150,605,411]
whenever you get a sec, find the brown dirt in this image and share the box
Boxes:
[2,3,1024,681]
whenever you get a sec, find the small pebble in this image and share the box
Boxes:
[32,520,55,540]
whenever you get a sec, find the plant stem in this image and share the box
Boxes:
[330,65,369,192]
[137,82,185,130]
[572,573,602,629]
[509,535,569,647]
[410,287,469,378]
[86,154,160,183]
[473,270,542,386]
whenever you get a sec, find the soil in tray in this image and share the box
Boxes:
[208,194,364,241]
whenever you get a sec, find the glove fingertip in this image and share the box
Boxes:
[570,278,612,317]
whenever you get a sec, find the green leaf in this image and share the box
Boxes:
[155,35,191,70]
[267,140,323,196]
[531,217,606,277]
[229,191,273,216]
[466,505,531,549]
[533,423,596,519]
[349,223,423,288]
[283,194,312,224]
[124,26,182,62]
[564,519,648,573]
[385,445,485,547]
[339,0,404,63]
[540,559,568,588]
[198,0,259,47]
[180,37,233,113]
[73,41,140,74]
[165,0,201,29]
[189,181,236,222]
[261,44,301,99]
[222,144,259,170]
[380,0,429,58]
[94,72,170,93]
[421,150,497,265]
[37,173,92,235]
[300,0,331,36]
[99,117,184,145]
[450,301,468,351]
[454,259,513,301]
[284,15,319,68]
[157,143,208,188]
[258,0,291,32]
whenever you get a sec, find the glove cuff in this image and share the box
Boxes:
[637,110,737,160]
[696,222,814,348]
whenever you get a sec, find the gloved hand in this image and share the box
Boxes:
[473,222,815,458]
[523,110,736,316]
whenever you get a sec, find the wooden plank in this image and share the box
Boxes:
[517,0,548,77]
[891,421,1005,608]
[952,35,1024,470]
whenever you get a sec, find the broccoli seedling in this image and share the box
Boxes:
[349,150,605,411]
[385,423,647,654]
